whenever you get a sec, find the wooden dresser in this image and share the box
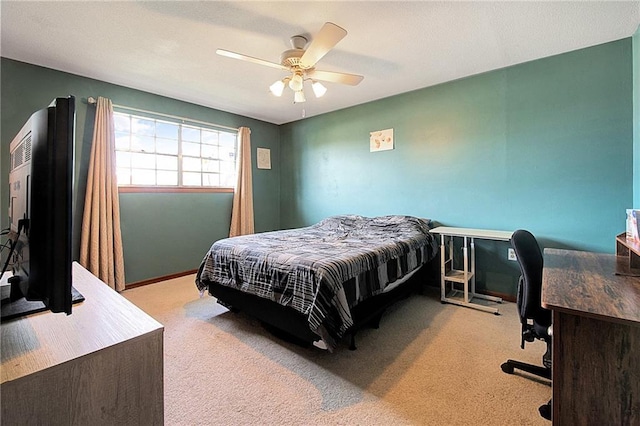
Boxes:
[542,248,640,425]
[1,262,164,425]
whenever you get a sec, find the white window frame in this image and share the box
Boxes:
[113,110,238,193]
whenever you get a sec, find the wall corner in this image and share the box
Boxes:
[634,24,640,208]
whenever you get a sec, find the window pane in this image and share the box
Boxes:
[116,168,131,185]
[203,173,220,186]
[114,114,130,132]
[201,144,218,159]
[132,153,156,169]
[156,138,178,155]
[157,155,178,171]
[182,126,200,142]
[156,121,179,139]
[220,173,235,187]
[132,117,155,136]
[131,169,156,185]
[116,151,131,167]
[183,157,201,172]
[183,172,201,186]
[219,145,236,162]
[219,132,236,147]
[182,141,200,157]
[202,159,219,173]
[115,132,130,150]
[220,160,235,175]
[201,130,218,145]
[132,135,155,153]
[157,170,178,185]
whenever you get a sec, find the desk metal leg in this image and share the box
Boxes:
[470,237,475,295]
[463,236,469,303]
[440,234,502,314]
[440,234,446,302]
[466,236,501,313]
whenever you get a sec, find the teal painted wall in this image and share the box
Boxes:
[1,58,281,283]
[280,39,633,296]
[2,38,634,294]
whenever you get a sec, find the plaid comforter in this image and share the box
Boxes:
[196,215,438,349]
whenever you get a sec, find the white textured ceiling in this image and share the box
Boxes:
[2,1,639,125]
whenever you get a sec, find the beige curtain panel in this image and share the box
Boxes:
[79,96,126,291]
[229,127,254,237]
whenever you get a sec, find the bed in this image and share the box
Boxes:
[195,214,439,351]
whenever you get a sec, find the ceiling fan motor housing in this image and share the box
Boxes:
[281,49,305,68]
[281,35,309,68]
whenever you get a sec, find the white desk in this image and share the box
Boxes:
[431,227,513,314]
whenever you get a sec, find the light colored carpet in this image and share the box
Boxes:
[123,275,551,425]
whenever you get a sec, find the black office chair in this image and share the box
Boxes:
[500,229,552,420]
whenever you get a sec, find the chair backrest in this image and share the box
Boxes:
[510,229,550,327]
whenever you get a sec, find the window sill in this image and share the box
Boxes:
[118,186,234,194]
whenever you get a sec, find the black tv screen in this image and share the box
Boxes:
[1,96,83,321]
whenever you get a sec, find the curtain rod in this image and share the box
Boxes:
[87,96,239,132]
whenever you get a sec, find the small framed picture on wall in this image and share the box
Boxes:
[257,147,271,169]
[370,128,394,152]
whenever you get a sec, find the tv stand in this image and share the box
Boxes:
[0,278,85,322]
[1,262,164,424]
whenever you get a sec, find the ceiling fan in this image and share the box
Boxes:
[216,22,364,103]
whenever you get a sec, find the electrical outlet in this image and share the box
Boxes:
[508,248,517,261]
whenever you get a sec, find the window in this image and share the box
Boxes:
[113,111,237,190]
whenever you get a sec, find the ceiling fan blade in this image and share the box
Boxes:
[216,49,288,71]
[299,22,347,69]
[306,69,364,86]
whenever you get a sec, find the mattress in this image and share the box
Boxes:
[196,214,439,347]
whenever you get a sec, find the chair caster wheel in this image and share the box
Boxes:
[539,400,551,420]
[501,362,514,374]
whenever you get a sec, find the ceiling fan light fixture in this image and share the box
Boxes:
[294,90,306,103]
[311,81,327,98]
[269,79,286,97]
[219,22,364,109]
[288,73,304,92]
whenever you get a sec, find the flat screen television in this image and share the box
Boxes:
[1,95,84,321]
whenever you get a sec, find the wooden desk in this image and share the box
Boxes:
[431,227,512,314]
[1,262,164,425]
[542,248,640,425]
